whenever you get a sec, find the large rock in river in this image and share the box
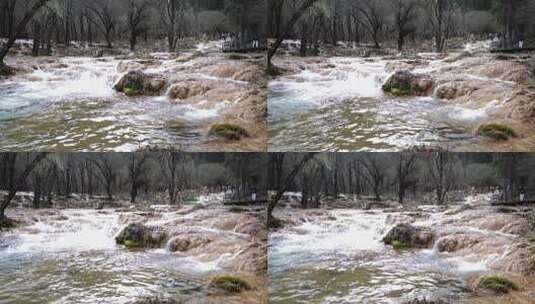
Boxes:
[383,223,434,248]
[116,223,167,248]
[382,70,434,96]
[114,70,167,96]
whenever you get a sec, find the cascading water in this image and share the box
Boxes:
[0,48,245,151]
[0,206,240,304]
[268,208,499,303]
[268,49,512,151]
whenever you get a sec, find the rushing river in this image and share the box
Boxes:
[268,208,498,304]
[0,43,242,151]
[268,56,507,151]
[0,207,234,304]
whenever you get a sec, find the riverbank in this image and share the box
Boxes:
[269,193,535,303]
[268,42,535,152]
[0,40,266,152]
[0,193,267,303]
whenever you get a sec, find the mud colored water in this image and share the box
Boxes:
[268,209,492,304]
[0,45,240,151]
[268,56,507,151]
[0,208,229,304]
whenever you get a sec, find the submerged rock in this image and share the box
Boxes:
[383,223,434,249]
[114,70,167,96]
[167,234,213,252]
[115,223,167,248]
[382,70,434,96]
[167,83,210,100]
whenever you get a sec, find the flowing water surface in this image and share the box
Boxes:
[269,209,491,303]
[0,44,241,151]
[268,57,508,151]
[0,206,236,304]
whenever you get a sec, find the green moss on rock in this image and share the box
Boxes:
[209,123,250,140]
[209,275,251,293]
[477,123,517,141]
[478,276,519,293]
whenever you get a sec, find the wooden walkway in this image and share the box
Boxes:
[222,40,267,53]
[490,47,535,53]
[223,199,267,206]
[491,200,535,207]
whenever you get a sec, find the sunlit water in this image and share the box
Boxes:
[0,52,237,151]
[268,57,505,151]
[269,209,491,304]
[0,207,231,304]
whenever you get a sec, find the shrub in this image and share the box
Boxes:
[477,276,519,293]
[209,275,251,293]
[477,123,517,141]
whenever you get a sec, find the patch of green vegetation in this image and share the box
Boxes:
[392,240,407,250]
[528,209,535,231]
[123,85,141,97]
[526,78,535,89]
[477,123,517,141]
[209,275,251,293]
[123,239,141,248]
[0,217,20,230]
[209,123,250,140]
[478,276,519,293]
[389,87,411,96]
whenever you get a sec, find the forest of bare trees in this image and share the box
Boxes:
[0,153,267,221]
[267,0,535,66]
[267,153,535,213]
[0,0,267,68]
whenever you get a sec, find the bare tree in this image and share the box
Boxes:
[394,153,417,204]
[354,0,388,48]
[0,0,52,69]
[424,0,458,52]
[90,155,118,200]
[390,0,418,51]
[161,0,188,52]
[158,152,189,205]
[427,152,457,205]
[128,153,149,203]
[126,0,150,51]
[360,154,386,201]
[267,152,315,228]
[267,0,319,69]
[86,1,117,48]
[0,153,48,220]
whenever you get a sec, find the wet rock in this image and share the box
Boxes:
[382,71,434,96]
[167,234,212,252]
[383,223,434,249]
[115,223,167,248]
[114,70,167,96]
[167,83,210,100]
[232,65,264,83]
[436,233,482,252]
[490,242,535,275]
[435,82,477,100]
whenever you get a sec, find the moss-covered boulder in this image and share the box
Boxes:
[477,276,519,293]
[114,70,167,96]
[209,123,250,140]
[383,223,434,249]
[383,70,434,96]
[209,275,251,294]
[477,123,517,141]
[115,223,167,249]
